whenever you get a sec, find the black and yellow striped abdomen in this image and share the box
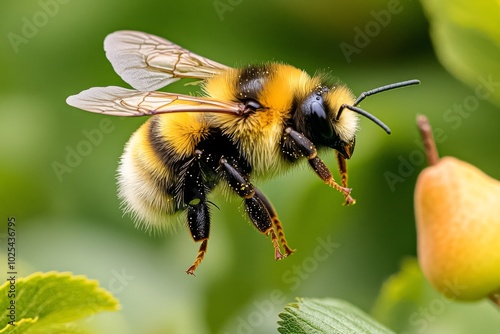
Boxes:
[117,112,211,230]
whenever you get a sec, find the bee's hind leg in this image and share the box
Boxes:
[185,203,210,276]
[183,152,211,276]
[186,241,208,275]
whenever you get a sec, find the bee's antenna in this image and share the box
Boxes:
[341,104,392,134]
[353,79,420,106]
[337,79,420,135]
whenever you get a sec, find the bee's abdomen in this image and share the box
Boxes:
[117,114,209,231]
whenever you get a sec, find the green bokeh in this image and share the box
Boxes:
[1,0,499,333]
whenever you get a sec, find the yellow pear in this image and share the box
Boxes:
[414,115,500,303]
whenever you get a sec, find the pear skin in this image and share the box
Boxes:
[415,156,500,301]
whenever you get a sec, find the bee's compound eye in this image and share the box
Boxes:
[310,102,333,138]
[299,87,334,139]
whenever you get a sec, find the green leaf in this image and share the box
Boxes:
[370,258,428,332]
[0,272,120,334]
[420,0,500,106]
[371,258,500,333]
[277,298,396,334]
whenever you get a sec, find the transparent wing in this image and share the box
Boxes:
[66,86,244,117]
[104,30,229,92]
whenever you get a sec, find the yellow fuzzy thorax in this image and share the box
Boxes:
[203,63,322,176]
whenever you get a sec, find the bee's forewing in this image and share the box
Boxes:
[104,30,229,92]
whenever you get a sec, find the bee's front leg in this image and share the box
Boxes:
[335,151,352,205]
[282,127,355,205]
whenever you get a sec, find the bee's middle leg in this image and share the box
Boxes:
[219,157,293,259]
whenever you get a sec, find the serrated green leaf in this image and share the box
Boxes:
[421,0,500,106]
[0,272,120,334]
[277,298,396,334]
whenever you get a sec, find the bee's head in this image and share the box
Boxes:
[295,80,419,159]
[295,84,363,159]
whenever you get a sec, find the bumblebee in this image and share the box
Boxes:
[67,31,419,275]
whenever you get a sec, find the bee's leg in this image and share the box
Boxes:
[254,188,295,256]
[185,201,209,275]
[219,157,293,259]
[183,153,211,275]
[186,238,208,276]
[284,127,355,205]
[335,152,351,205]
[336,151,348,187]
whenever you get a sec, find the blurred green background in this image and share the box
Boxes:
[1,0,499,333]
